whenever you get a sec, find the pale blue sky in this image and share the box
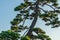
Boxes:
[0,0,60,40]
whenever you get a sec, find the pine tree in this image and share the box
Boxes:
[10,0,60,40]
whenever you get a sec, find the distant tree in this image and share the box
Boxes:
[0,30,20,40]
[10,0,60,40]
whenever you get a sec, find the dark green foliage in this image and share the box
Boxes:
[55,10,60,13]
[50,0,57,3]
[11,16,23,25]
[21,36,30,40]
[20,27,51,40]
[0,30,20,40]
[32,28,51,40]
[33,28,46,34]
[36,34,51,40]
[10,0,60,40]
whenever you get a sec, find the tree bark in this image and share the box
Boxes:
[26,0,39,38]
[27,14,38,37]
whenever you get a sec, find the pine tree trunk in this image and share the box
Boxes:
[27,14,38,37]
[27,0,39,38]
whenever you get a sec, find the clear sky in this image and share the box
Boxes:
[0,0,60,40]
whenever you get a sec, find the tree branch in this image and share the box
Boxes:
[39,7,47,13]
[46,4,55,11]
